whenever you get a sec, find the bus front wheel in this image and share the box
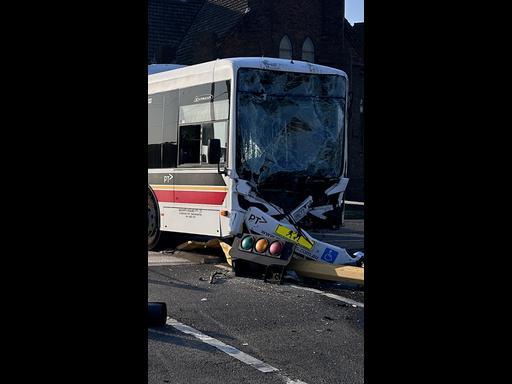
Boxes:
[148,189,161,250]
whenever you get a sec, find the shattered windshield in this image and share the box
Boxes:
[236,68,346,186]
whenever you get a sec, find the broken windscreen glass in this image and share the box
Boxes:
[236,68,346,186]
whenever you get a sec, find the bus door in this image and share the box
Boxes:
[161,122,227,236]
[161,79,230,236]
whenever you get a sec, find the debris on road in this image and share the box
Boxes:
[176,239,221,251]
[219,241,234,266]
[283,270,302,283]
[209,271,228,284]
[201,298,208,302]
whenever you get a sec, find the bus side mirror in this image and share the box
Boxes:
[208,139,222,164]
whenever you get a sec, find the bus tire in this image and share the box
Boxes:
[148,188,161,250]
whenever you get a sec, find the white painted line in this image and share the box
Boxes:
[290,285,364,308]
[345,200,364,206]
[311,233,363,238]
[280,375,309,384]
[166,317,310,383]
[167,318,278,373]
[148,254,194,266]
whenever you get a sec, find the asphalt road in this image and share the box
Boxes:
[309,220,364,251]
[148,258,364,384]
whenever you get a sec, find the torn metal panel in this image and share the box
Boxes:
[324,177,349,196]
[309,205,333,220]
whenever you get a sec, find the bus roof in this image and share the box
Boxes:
[148,57,347,86]
[148,64,187,75]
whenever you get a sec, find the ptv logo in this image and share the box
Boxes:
[248,214,267,225]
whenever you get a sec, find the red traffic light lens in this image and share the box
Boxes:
[269,241,283,255]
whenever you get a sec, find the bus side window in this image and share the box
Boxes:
[162,142,177,168]
[179,125,201,165]
[162,90,179,168]
[148,93,164,168]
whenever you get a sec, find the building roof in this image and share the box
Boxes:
[175,0,253,64]
[149,1,363,67]
[148,0,205,63]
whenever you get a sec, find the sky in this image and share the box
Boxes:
[345,0,364,25]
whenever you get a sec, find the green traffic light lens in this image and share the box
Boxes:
[241,236,254,250]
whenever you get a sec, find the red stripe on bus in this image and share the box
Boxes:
[154,190,226,205]
[153,190,173,202]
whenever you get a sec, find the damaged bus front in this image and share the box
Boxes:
[148,58,362,268]
[229,63,361,267]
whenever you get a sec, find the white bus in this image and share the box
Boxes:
[148,58,362,266]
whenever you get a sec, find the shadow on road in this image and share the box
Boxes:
[148,278,209,292]
[148,269,209,292]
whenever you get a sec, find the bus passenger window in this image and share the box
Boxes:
[148,144,162,168]
[162,142,177,168]
[179,125,201,165]
[148,93,164,168]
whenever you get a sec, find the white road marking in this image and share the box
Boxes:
[148,253,193,266]
[280,375,309,384]
[345,200,364,206]
[167,318,278,373]
[290,285,364,308]
[166,317,310,383]
[311,233,363,238]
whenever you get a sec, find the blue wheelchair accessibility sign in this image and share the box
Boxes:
[321,248,339,263]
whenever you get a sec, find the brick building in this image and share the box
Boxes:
[148,0,364,201]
